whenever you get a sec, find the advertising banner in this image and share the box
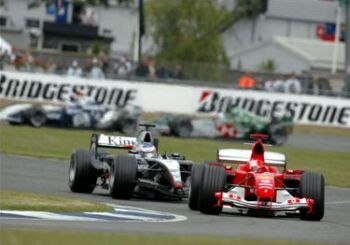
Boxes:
[1,71,349,127]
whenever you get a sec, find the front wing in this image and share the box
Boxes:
[216,188,313,213]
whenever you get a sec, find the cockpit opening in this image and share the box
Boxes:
[254,142,264,155]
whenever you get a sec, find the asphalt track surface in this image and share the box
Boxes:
[1,155,350,243]
[287,133,350,153]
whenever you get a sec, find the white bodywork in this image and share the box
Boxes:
[0,103,62,120]
[0,103,32,120]
[218,149,286,167]
[223,187,308,213]
[190,118,218,138]
[154,159,182,184]
[96,110,121,129]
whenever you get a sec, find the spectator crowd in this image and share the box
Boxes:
[134,57,184,80]
[263,73,302,94]
[236,72,337,95]
[238,72,302,94]
[0,49,185,81]
[0,49,109,80]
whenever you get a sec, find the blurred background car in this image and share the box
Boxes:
[148,108,293,145]
[0,101,141,135]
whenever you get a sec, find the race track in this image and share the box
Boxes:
[1,155,350,243]
[287,133,350,153]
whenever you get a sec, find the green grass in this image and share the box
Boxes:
[0,125,93,160]
[0,190,112,212]
[1,125,350,187]
[293,125,350,137]
[0,228,338,245]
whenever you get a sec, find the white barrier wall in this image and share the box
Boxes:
[1,70,349,128]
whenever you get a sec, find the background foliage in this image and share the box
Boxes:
[146,0,230,65]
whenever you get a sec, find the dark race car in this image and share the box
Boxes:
[69,124,193,200]
[149,108,293,145]
[188,134,324,221]
[0,102,141,135]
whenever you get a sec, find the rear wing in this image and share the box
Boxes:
[92,133,136,149]
[217,149,287,168]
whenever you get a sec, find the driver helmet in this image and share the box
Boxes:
[248,159,268,172]
[140,142,156,158]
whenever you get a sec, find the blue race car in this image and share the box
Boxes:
[0,101,141,135]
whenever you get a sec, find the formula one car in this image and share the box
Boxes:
[0,102,141,135]
[149,108,293,145]
[69,124,193,200]
[188,134,324,220]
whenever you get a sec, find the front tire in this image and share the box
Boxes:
[299,171,325,221]
[188,164,205,210]
[198,165,226,215]
[109,154,137,199]
[69,149,98,193]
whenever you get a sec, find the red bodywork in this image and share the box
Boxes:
[214,134,314,214]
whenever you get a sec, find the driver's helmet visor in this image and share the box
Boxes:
[140,143,156,157]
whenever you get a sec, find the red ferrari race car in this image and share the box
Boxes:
[188,134,325,221]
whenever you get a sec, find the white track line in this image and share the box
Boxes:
[0,211,100,221]
[0,204,187,223]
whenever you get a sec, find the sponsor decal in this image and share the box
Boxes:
[97,135,136,148]
[257,175,273,180]
[197,90,350,126]
[107,136,135,146]
[1,71,349,128]
[217,123,238,138]
[0,74,137,108]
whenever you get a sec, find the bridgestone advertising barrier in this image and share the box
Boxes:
[1,71,349,128]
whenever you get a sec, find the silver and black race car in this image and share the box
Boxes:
[68,124,193,200]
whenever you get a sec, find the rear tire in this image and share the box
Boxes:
[299,171,325,221]
[269,125,288,145]
[29,110,46,127]
[172,118,192,137]
[198,165,226,215]
[69,149,98,193]
[188,164,205,210]
[120,118,137,135]
[109,154,137,199]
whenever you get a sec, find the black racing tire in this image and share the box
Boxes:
[269,125,288,145]
[120,118,138,135]
[172,118,193,138]
[299,171,325,221]
[109,154,137,199]
[188,164,205,210]
[198,165,226,215]
[69,149,98,193]
[29,110,47,127]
